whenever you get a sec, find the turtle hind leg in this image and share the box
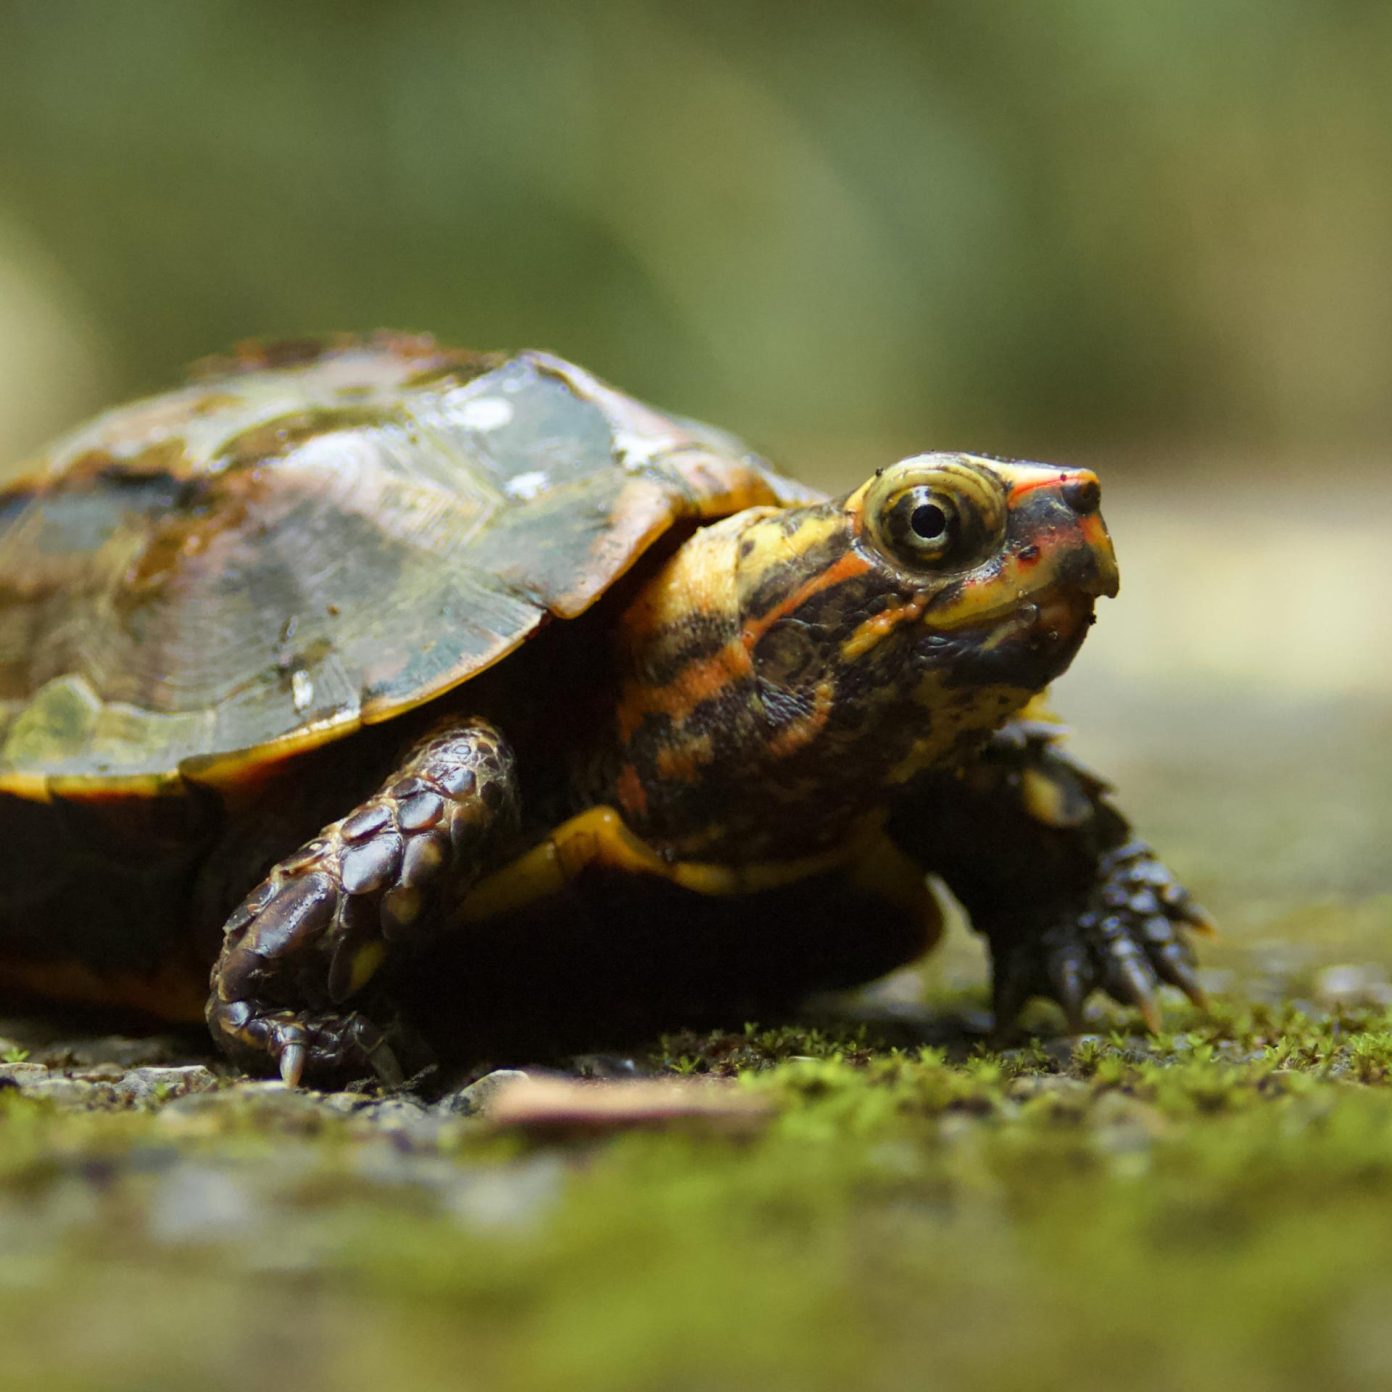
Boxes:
[206,717,519,1087]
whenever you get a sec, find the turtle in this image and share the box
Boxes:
[0,332,1210,1087]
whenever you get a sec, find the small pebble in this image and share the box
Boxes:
[1315,963,1392,1009]
[435,1068,534,1117]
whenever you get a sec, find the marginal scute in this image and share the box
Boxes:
[0,336,816,793]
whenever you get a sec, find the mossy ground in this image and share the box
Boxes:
[5,904,1391,1392]
[6,989,1392,1392]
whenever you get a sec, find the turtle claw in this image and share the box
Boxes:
[1045,944,1092,1034]
[986,839,1209,1037]
[1112,963,1163,1033]
[1099,927,1163,1031]
[364,1035,405,1089]
[279,1038,308,1089]
[1181,901,1218,938]
[1155,942,1208,1008]
[208,997,419,1091]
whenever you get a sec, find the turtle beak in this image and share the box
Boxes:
[913,458,1119,633]
[1005,465,1119,601]
[1057,470,1120,600]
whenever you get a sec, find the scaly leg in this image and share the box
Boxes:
[206,717,518,1086]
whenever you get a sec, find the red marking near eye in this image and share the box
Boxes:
[1007,471,1079,502]
[1080,513,1109,546]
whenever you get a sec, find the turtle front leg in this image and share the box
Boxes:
[887,716,1212,1035]
[206,717,519,1087]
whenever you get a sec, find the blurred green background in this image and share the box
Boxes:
[3,0,1391,479]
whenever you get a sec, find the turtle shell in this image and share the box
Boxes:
[0,333,813,798]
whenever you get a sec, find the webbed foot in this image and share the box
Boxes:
[989,839,1213,1036]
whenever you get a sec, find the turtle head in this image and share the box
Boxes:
[733,453,1118,778]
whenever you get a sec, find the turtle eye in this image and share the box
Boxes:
[863,456,1008,571]
[882,486,961,565]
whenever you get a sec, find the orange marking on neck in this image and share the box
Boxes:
[655,733,715,783]
[616,638,754,743]
[739,550,873,652]
[616,536,867,746]
[766,680,835,758]
[616,762,649,819]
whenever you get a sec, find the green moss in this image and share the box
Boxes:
[5,989,1392,1391]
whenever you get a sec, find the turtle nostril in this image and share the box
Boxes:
[1060,475,1101,516]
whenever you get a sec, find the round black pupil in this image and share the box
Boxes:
[909,502,947,541]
